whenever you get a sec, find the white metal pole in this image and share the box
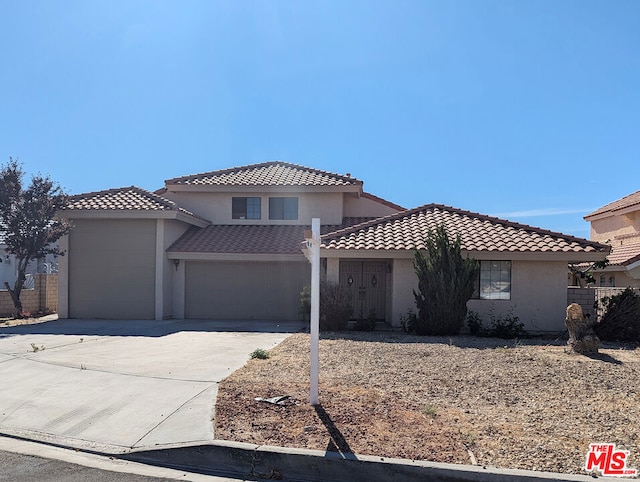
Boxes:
[310,217,320,405]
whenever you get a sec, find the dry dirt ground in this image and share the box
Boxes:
[0,314,55,327]
[215,332,640,476]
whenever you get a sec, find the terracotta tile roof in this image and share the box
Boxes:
[165,161,362,187]
[167,218,373,255]
[585,190,640,219]
[63,186,208,222]
[321,204,610,254]
[607,242,640,266]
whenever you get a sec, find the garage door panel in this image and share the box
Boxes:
[69,219,156,319]
[185,261,309,320]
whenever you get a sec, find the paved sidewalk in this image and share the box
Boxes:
[0,318,304,453]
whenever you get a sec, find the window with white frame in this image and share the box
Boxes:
[475,260,511,300]
[232,197,261,219]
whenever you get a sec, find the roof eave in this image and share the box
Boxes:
[166,252,305,262]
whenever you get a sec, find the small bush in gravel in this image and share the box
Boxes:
[466,310,529,339]
[466,310,483,336]
[595,288,640,342]
[489,311,527,339]
[354,308,377,331]
[400,309,418,334]
[250,348,270,360]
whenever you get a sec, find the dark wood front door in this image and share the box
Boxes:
[339,261,387,320]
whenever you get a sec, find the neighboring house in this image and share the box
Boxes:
[584,190,640,288]
[1,226,59,289]
[58,161,608,332]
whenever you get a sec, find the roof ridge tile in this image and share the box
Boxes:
[164,161,363,187]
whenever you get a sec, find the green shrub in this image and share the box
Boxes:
[467,310,529,339]
[466,310,483,336]
[489,310,527,339]
[320,281,353,331]
[400,309,417,334]
[250,348,270,359]
[354,308,377,331]
[595,288,640,342]
[413,225,479,335]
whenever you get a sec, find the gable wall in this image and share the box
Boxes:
[165,191,344,225]
[343,194,402,218]
[590,211,640,243]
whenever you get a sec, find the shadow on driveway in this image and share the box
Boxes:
[0,318,307,338]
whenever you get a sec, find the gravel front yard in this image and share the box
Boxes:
[215,332,639,476]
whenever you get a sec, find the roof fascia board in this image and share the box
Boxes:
[165,184,361,194]
[626,259,640,271]
[584,211,612,222]
[626,262,640,279]
[166,252,305,262]
[612,205,640,217]
[59,210,208,227]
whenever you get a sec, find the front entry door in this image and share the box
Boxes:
[339,261,387,320]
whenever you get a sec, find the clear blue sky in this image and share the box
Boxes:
[1,1,638,239]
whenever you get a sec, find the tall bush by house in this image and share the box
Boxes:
[320,281,353,331]
[413,224,479,335]
[595,288,640,342]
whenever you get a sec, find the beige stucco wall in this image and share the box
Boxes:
[161,219,191,318]
[390,258,418,326]
[467,260,568,332]
[343,194,401,218]
[67,219,156,319]
[390,257,569,333]
[590,268,640,288]
[590,211,640,242]
[165,191,344,225]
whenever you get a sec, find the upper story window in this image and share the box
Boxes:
[474,260,511,300]
[232,197,261,219]
[269,197,298,220]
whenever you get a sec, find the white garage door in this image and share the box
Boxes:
[185,261,310,320]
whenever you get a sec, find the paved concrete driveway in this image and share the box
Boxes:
[0,319,304,453]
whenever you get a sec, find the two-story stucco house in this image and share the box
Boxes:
[58,161,608,331]
[584,190,640,288]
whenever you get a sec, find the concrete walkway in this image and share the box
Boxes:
[0,318,304,453]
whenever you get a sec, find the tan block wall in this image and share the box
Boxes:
[567,287,596,321]
[0,273,57,316]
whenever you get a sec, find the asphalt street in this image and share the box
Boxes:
[0,449,175,482]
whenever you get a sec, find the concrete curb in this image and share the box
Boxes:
[121,439,627,482]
